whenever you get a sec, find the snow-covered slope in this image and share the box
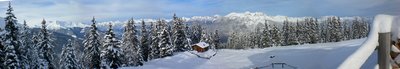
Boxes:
[123,38,369,69]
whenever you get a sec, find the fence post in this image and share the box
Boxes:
[376,14,395,69]
[378,32,391,69]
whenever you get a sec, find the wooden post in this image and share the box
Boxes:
[378,32,391,69]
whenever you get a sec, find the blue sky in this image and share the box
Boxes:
[0,0,399,26]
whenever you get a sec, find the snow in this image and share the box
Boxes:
[189,50,217,59]
[338,14,380,69]
[374,14,395,33]
[123,38,367,69]
[392,45,400,53]
[193,42,209,48]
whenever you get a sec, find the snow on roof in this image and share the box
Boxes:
[193,42,209,48]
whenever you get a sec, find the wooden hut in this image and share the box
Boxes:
[192,42,209,52]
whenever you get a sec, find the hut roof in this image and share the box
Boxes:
[193,42,209,48]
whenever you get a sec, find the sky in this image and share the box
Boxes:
[0,0,399,26]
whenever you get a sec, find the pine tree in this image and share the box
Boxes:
[173,14,188,52]
[254,26,262,48]
[261,20,271,48]
[30,34,40,68]
[330,16,343,42]
[122,19,143,66]
[270,25,281,46]
[100,23,124,69]
[83,17,101,69]
[149,21,160,60]
[191,24,202,43]
[20,20,33,68]
[200,30,208,43]
[0,31,3,68]
[227,32,237,49]
[159,21,173,58]
[3,2,22,68]
[360,18,369,38]
[287,21,297,45]
[140,20,150,62]
[212,30,220,49]
[184,23,192,50]
[59,39,81,69]
[37,19,55,69]
[309,18,320,43]
[282,19,289,46]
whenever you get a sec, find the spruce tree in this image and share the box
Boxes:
[20,20,33,68]
[212,30,220,49]
[122,19,143,66]
[158,21,173,58]
[30,34,40,68]
[261,20,271,48]
[100,23,124,69]
[140,20,150,62]
[149,21,160,60]
[37,19,55,69]
[282,19,289,46]
[173,14,187,52]
[83,17,101,69]
[3,2,22,68]
[309,18,319,43]
[184,23,192,50]
[270,25,281,46]
[59,39,81,69]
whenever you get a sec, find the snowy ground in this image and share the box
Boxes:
[122,38,373,69]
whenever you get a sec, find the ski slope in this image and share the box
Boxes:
[122,38,370,69]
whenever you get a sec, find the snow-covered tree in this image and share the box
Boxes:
[184,23,192,50]
[101,23,124,69]
[307,18,319,43]
[200,30,209,43]
[159,21,173,58]
[227,32,237,49]
[149,21,160,60]
[287,21,297,45]
[329,16,343,42]
[173,14,188,52]
[0,31,3,68]
[360,18,369,38]
[20,20,34,68]
[270,25,281,46]
[296,20,306,44]
[3,2,21,68]
[320,19,329,43]
[261,20,271,48]
[59,39,81,69]
[212,30,220,49]
[343,22,351,40]
[282,19,290,46]
[140,20,150,62]
[191,24,203,44]
[122,19,143,66]
[30,34,40,68]
[37,19,55,69]
[83,17,102,69]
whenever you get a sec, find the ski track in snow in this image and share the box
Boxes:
[122,38,369,69]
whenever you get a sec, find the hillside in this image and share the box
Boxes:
[122,38,373,69]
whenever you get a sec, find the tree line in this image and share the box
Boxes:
[225,17,370,49]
